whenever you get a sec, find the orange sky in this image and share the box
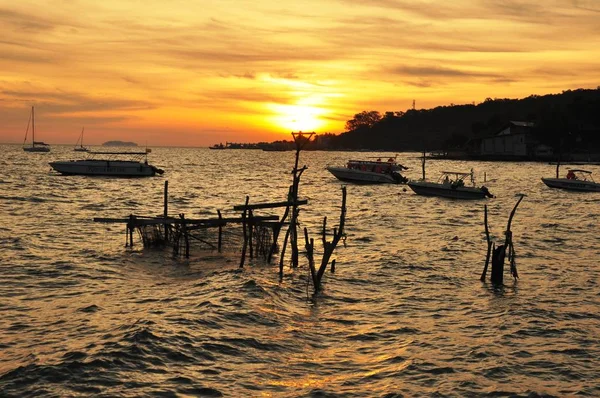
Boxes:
[1,0,599,147]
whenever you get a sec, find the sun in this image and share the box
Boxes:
[270,104,325,132]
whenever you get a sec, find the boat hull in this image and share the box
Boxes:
[327,167,403,184]
[541,178,600,192]
[49,160,158,177]
[24,146,50,153]
[407,181,490,199]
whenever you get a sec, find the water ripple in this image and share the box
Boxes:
[1,146,599,396]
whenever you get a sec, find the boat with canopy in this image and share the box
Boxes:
[326,156,409,184]
[49,149,164,177]
[542,169,600,192]
[407,170,493,199]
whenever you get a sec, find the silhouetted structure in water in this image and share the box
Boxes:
[94,132,348,294]
[480,194,525,285]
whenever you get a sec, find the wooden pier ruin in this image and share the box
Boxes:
[94,132,347,293]
[480,194,525,285]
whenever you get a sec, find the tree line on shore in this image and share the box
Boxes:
[326,87,600,153]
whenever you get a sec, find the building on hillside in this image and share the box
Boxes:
[480,121,542,159]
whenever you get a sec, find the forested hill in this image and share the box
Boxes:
[328,88,600,151]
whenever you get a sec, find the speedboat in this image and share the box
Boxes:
[49,150,164,177]
[327,157,408,184]
[408,171,493,199]
[542,169,600,192]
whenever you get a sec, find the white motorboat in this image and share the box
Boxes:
[49,150,164,177]
[408,171,493,200]
[327,157,408,184]
[542,169,600,192]
[22,106,51,152]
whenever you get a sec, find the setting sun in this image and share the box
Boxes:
[270,103,326,133]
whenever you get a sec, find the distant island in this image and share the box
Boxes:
[102,141,138,147]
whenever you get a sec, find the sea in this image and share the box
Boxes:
[1,144,599,397]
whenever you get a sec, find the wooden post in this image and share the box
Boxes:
[291,164,300,268]
[268,224,280,263]
[269,186,293,264]
[322,216,327,248]
[556,138,562,178]
[163,181,169,241]
[128,214,135,248]
[288,132,313,269]
[248,209,254,259]
[240,196,249,268]
[488,194,525,285]
[421,148,426,180]
[303,227,315,275]
[217,210,223,252]
[480,205,492,281]
[306,186,347,293]
[490,245,506,285]
[179,213,189,258]
[504,194,524,280]
[279,209,296,276]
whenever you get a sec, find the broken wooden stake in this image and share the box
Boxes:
[304,186,347,293]
[481,194,525,285]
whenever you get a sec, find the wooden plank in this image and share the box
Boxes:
[232,199,308,211]
[93,215,280,225]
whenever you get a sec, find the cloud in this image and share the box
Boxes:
[0,8,56,32]
[0,86,156,115]
[392,65,502,79]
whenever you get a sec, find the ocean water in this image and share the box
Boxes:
[1,144,599,397]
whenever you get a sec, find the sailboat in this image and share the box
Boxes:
[23,106,50,152]
[74,127,89,152]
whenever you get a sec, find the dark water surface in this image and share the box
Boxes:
[1,145,599,397]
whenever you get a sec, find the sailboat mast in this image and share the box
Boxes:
[32,106,35,146]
